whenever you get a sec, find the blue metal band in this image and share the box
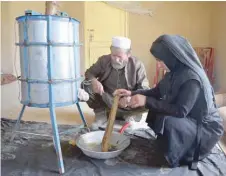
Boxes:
[23,17,31,104]
[16,42,82,47]
[16,15,80,23]
[20,101,77,108]
[46,16,65,171]
[73,21,80,103]
[73,22,77,103]
[47,16,54,106]
[18,77,83,84]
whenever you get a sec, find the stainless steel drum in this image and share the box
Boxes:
[16,15,81,107]
[14,12,88,174]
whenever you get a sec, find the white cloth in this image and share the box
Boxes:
[112,36,131,50]
[78,88,89,102]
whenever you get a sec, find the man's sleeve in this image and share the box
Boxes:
[131,87,160,99]
[85,57,103,80]
[135,62,149,90]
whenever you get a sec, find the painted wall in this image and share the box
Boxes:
[210,2,226,91]
[129,2,212,83]
[84,2,128,69]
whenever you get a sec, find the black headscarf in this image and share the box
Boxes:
[150,35,215,113]
[150,40,184,72]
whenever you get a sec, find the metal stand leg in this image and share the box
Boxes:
[49,106,65,174]
[76,102,88,127]
[10,105,26,142]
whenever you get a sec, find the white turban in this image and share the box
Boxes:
[111,36,131,50]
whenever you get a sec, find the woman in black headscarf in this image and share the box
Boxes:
[114,35,224,168]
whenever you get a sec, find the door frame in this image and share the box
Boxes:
[84,2,129,69]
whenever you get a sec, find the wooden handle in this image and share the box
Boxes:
[45,1,58,15]
[101,95,119,152]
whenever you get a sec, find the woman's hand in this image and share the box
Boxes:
[128,94,146,108]
[113,89,131,97]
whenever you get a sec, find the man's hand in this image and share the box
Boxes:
[113,89,131,97]
[128,94,146,108]
[118,97,131,108]
[91,79,104,95]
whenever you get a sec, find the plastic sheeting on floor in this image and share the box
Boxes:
[1,118,226,176]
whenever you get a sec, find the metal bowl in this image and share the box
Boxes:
[76,131,130,159]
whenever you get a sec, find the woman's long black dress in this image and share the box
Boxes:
[132,35,224,167]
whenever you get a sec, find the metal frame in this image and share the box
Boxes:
[16,15,80,23]
[24,17,30,105]
[11,14,88,174]
[10,102,88,174]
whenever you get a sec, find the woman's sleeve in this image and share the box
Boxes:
[131,86,161,99]
[145,79,201,118]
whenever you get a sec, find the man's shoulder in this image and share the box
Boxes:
[98,54,111,62]
[94,54,111,67]
[129,56,144,67]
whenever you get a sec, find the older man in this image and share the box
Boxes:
[82,36,149,130]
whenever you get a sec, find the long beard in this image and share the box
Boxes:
[111,59,127,70]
